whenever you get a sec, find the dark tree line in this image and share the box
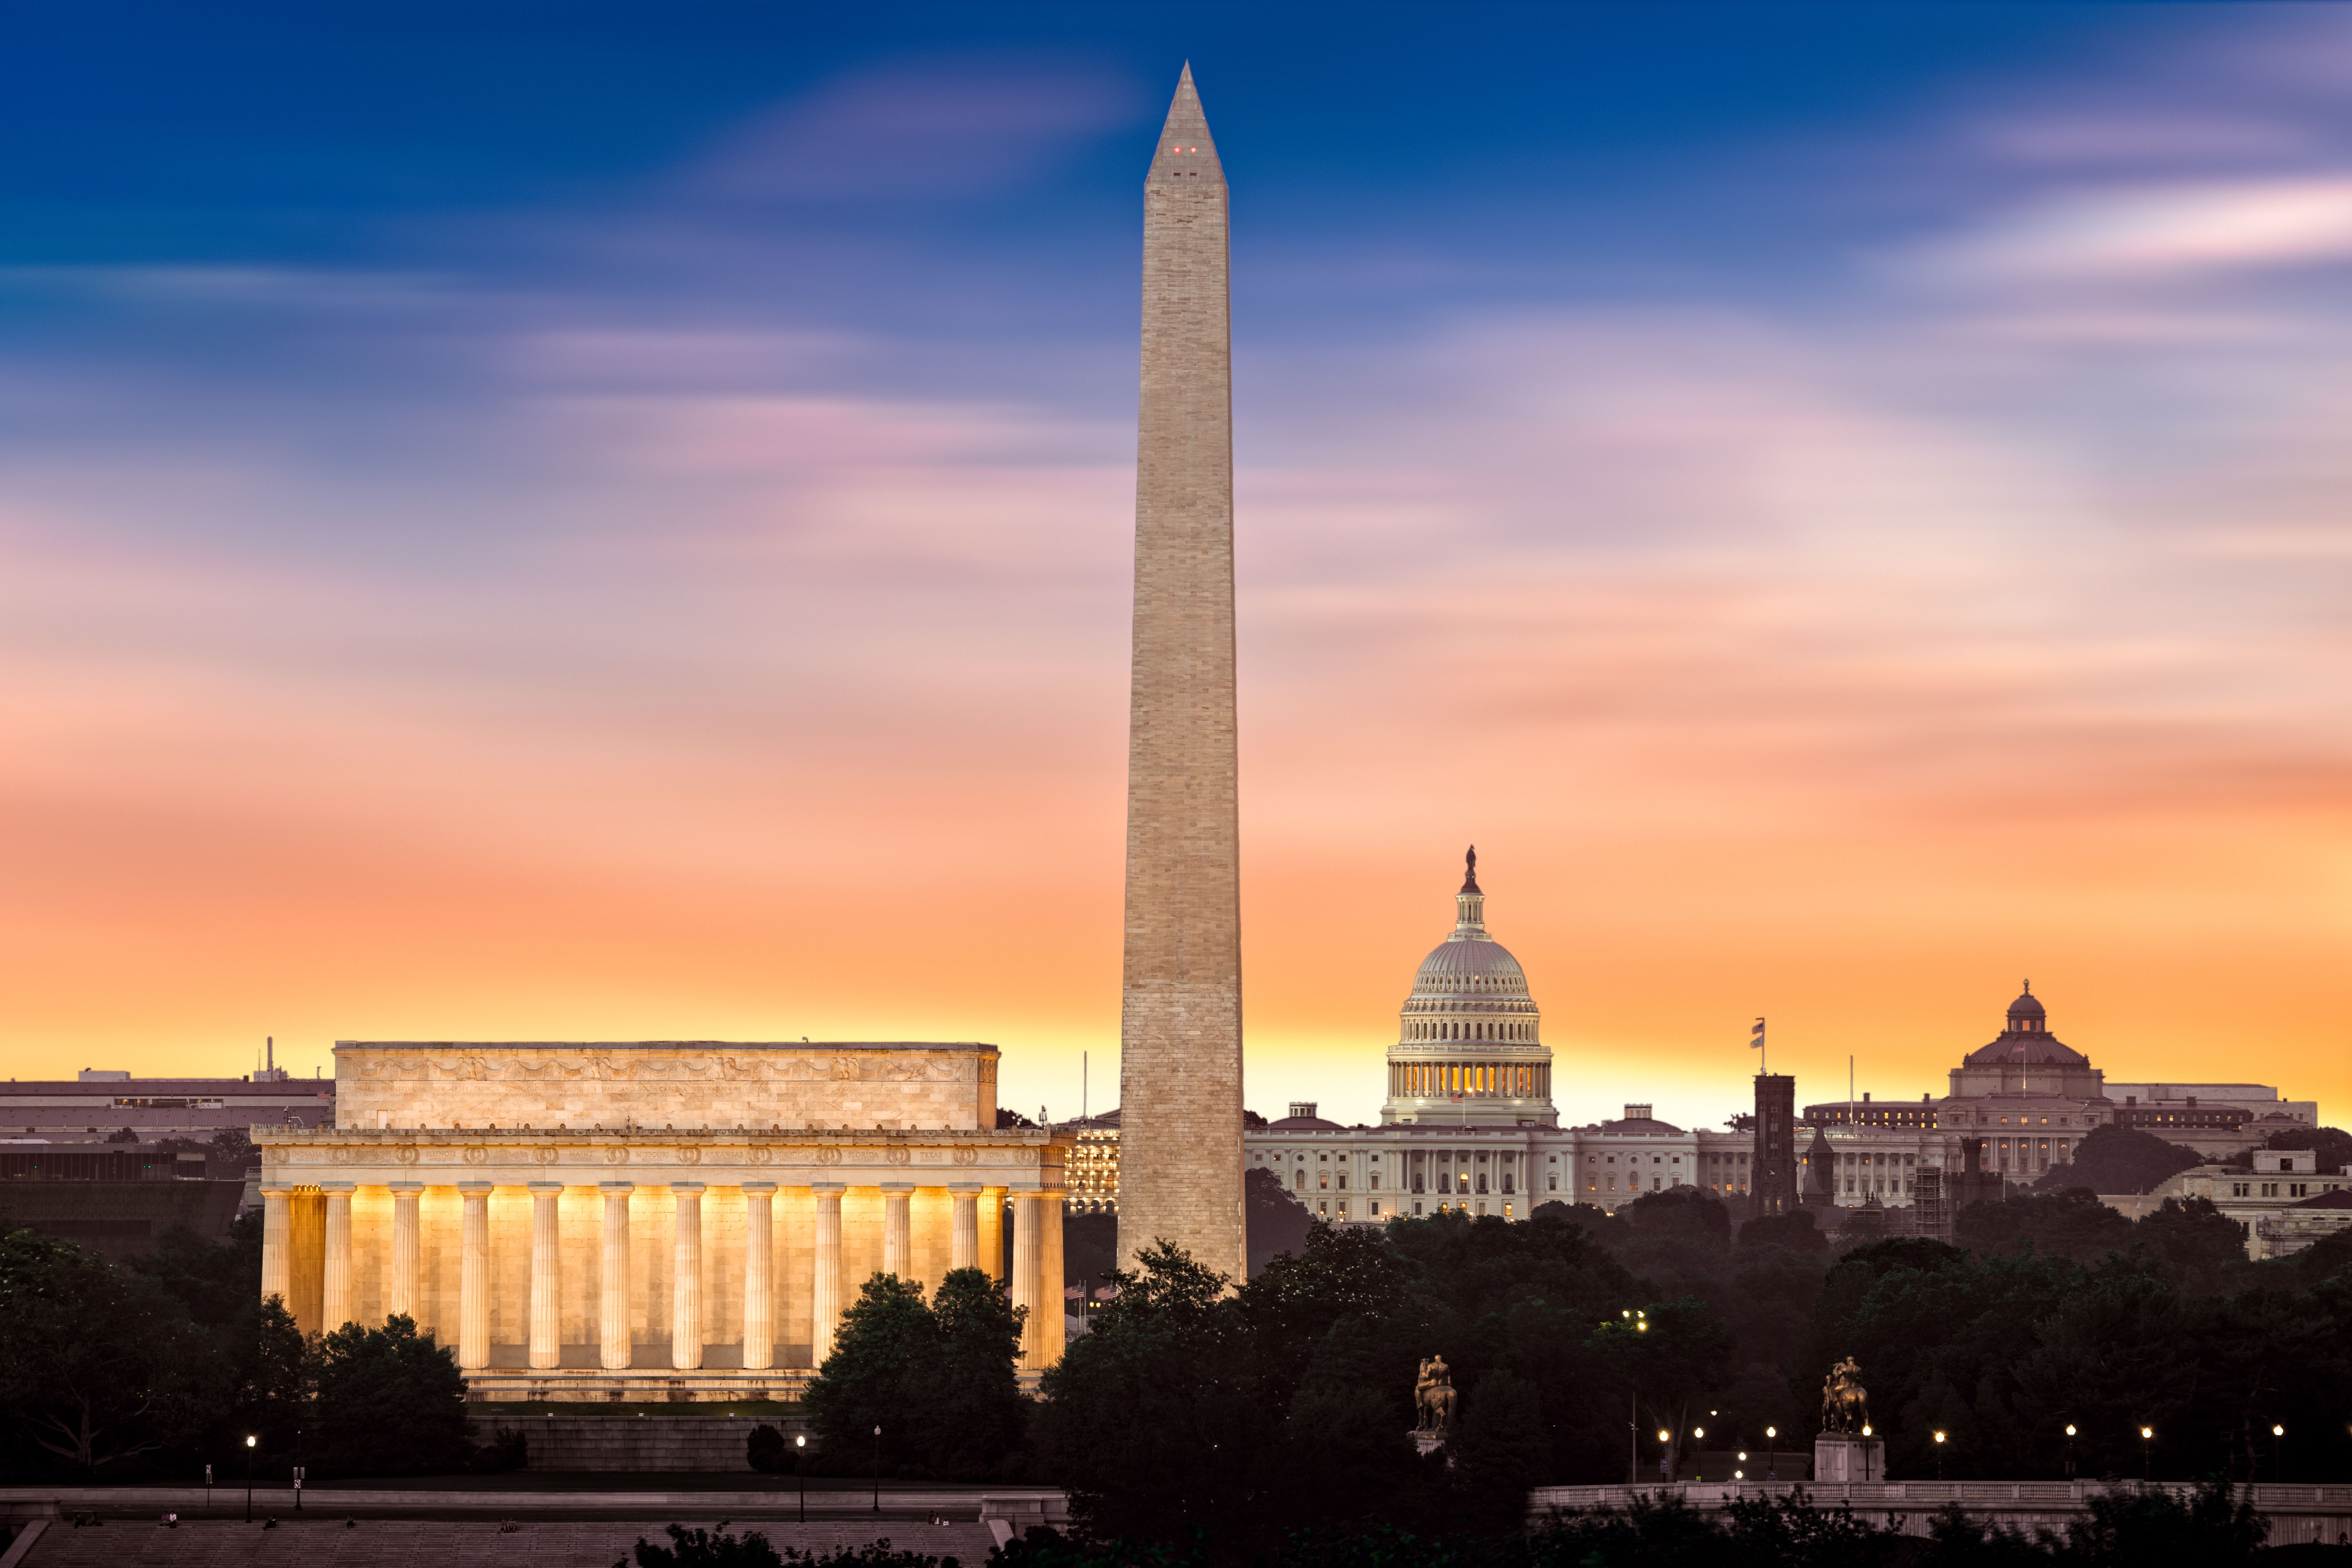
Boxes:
[0,1212,483,1481]
[1017,1166,2351,1560]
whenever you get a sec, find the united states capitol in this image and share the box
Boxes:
[1061,849,2328,1254]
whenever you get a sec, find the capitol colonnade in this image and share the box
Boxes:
[256,1041,1066,1400]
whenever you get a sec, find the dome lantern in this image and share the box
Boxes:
[2007,981,2046,1033]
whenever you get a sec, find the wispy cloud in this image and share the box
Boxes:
[687,59,1138,203]
[1911,175,2352,285]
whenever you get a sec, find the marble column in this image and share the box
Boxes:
[387,1183,421,1321]
[811,1183,844,1366]
[310,1185,350,1335]
[949,1184,980,1272]
[261,1187,292,1306]
[1038,1187,1065,1366]
[529,1182,563,1370]
[458,1182,491,1371]
[1011,1193,1042,1366]
[321,1183,354,1330]
[882,1183,912,1279]
[672,1183,705,1371]
[742,1183,775,1372]
[599,1183,633,1370]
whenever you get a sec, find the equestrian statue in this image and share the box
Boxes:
[1820,1357,1870,1434]
[1415,1355,1458,1436]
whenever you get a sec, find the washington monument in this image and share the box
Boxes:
[1117,65,1246,1281]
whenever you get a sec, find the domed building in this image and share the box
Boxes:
[1381,849,1556,1127]
[1237,850,1754,1229]
[1948,983,2104,1101]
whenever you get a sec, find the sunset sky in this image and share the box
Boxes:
[4,3,2347,1132]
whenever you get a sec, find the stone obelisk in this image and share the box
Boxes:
[1117,64,1246,1282]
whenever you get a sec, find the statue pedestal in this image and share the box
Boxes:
[1412,1431,1450,1463]
[1813,1434,1884,1484]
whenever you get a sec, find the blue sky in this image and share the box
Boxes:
[4,4,2348,1129]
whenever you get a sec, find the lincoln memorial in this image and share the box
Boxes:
[256,1040,1067,1401]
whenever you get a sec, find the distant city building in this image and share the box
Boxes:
[1802,985,2320,1189]
[1226,858,1748,1228]
[0,1071,334,1141]
[0,1138,243,1260]
[1064,1111,1120,1212]
[2100,1147,2352,1260]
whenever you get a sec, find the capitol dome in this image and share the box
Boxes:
[1380,848,1557,1128]
[1413,937,1528,982]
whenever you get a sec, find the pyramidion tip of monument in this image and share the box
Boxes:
[1149,62,1221,182]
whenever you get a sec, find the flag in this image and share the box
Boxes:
[1064,1286,1084,1300]
[1751,1018,1766,1047]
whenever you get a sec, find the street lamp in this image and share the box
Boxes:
[1766,1425,1778,1485]
[2140,1426,2154,1482]
[1658,1428,1672,1483]
[872,1425,882,1513]
[2064,1423,2077,1480]
[2272,1425,2284,1483]
[1933,1431,1946,1482]
[795,1433,807,1523]
[244,1435,257,1524]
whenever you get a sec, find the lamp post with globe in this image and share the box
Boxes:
[1765,1425,1778,1485]
[1934,1431,1947,1481]
[2064,1424,2077,1480]
[243,1435,257,1523]
[2140,1426,2154,1482]
[795,1434,807,1523]
[2272,1424,2284,1483]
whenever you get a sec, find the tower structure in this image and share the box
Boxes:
[1116,66,1246,1281]
[1750,1073,1797,1217]
[1382,849,1555,1127]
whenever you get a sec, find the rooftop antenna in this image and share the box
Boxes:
[267,1036,275,1078]
[1082,1051,1088,1121]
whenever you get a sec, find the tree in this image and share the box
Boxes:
[996,1109,1036,1130]
[313,1313,471,1476]
[1618,1187,1732,1247]
[1245,1164,1311,1277]
[1037,1241,1276,1550]
[615,1522,784,1567]
[207,1128,258,1179]
[2261,1124,2352,1176]
[807,1273,934,1473]
[925,1267,1029,1476]
[0,1224,213,1478]
[132,1209,264,1327]
[104,1125,140,1144]
[803,1268,1027,1480]
[2052,1480,2267,1566]
[1738,1209,1827,1253]
[2032,1125,2203,1197]
[1956,1189,2135,1262]
[2130,1197,2250,1292]
[1450,1368,1543,1528]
